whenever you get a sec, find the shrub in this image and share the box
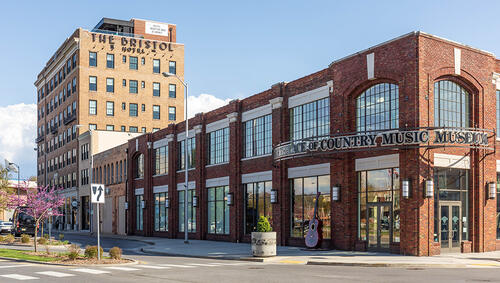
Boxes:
[256,216,272,232]
[58,234,64,241]
[4,234,15,244]
[43,234,49,240]
[67,244,80,260]
[84,245,103,259]
[38,237,47,245]
[109,247,122,260]
[20,234,30,244]
[44,244,51,255]
[0,235,5,242]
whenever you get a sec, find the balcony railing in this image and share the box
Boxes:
[91,28,144,39]
[64,113,76,125]
[50,126,58,135]
[35,135,44,143]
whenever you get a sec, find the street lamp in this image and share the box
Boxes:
[5,160,20,196]
[76,124,94,233]
[162,71,189,244]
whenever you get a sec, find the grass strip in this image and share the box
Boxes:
[0,248,64,262]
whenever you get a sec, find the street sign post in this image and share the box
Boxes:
[91,184,105,261]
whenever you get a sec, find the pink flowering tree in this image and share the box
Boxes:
[8,183,65,252]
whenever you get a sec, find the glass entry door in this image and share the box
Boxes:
[367,203,392,250]
[439,202,461,252]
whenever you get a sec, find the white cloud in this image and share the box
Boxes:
[0,103,36,178]
[187,93,232,118]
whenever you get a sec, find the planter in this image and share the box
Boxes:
[251,232,276,257]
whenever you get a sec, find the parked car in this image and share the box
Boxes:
[0,221,12,234]
[11,208,36,237]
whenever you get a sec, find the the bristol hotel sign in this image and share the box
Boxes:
[273,128,493,161]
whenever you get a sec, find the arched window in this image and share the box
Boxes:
[434,80,470,127]
[356,83,399,132]
[135,154,144,179]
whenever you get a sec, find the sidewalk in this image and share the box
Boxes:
[58,231,500,268]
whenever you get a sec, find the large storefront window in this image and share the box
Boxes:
[497,173,500,239]
[434,80,470,128]
[154,192,168,232]
[136,195,143,231]
[358,168,400,248]
[207,186,229,234]
[244,181,273,234]
[81,196,90,230]
[433,168,469,247]
[154,146,168,175]
[207,128,229,165]
[356,83,399,132]
[290,175,331,239]
[178,137,196,170]
[134,154,144,179]
[179,189,196,232]
[290,98,329,140]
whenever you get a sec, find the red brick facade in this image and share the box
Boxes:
[126,32,500,256]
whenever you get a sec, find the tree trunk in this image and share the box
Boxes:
[34,225,38,253]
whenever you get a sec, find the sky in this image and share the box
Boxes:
[1,0,500,179]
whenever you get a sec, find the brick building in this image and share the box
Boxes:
[34,17,184,231]
[126,31,500,256]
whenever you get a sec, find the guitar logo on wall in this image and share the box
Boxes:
[305,192,323,248]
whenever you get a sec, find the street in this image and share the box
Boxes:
[0,234,496,282]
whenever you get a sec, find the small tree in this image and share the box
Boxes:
[8,184,65,252]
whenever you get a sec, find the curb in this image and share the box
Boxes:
[0,256,138,267]
[141,248,283,262]
[306,261,468,268]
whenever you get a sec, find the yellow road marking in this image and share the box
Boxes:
[279,260,306,264]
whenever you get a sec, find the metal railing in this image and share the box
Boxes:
[91,29,144,39]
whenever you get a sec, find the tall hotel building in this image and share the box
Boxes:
[34,18,184,229]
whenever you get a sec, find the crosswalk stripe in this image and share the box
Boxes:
[187,263,219,267]
[158,264,196,268]
[36,271,75,278]
[70,268,111,274]
[0,274,39,280]
[139,265,170,269]
[0,264,35,269]
[104,266,140,271]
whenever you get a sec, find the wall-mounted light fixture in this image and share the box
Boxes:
[124,202,128,210]
[488,182,496,199]
[141,200,145,209]
[270,190,278,204]
[193,196,198,207]
[402,180,410,199]
[425,180,434,198]
[227,193,234,206]
[165,199,170,208]
[332,186,340,201]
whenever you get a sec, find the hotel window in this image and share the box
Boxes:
[89,76,97,91]
[169,84,176,98]
[67,60,71,73]
[243,114,272,158]
[72,77,77,93]
[89,100,97,115]
[72,53,77,68]
[106,101,114,116]
[154,192,168,231]
[122,55,126,63]
[106,54,114,68]
[129,103,138,117]
[141,57,145,65]
[434,80,469,128]
[245,181,272,234]
[106,78,114,93]
[89,124,97,130]
[207,186,229,235]
[134,154,144,179]
[141,104,146,112]
[122,103,126,110]
[169,61,176,74]
[178,137,196,170]
[106,125,114,131]
[89,52,97,67]
[122,79,126,87]
[121,126,126,132]
[153,59,160,73]
[291,175,331,239]
[153,82,160,96]
[179,189,196,232]
[496,90,500,135]
[207,127,229,165]
[141,81,145,88]
[141,127,146,133]
[154,145,168,175]
[356,83,398,132]
[169,106,176,121]
[129,80,138,94]
[130,126,138,133]
[358,168,400,244]
[290,97,329,140]
[153,105,160,120]
[136,195,143,231]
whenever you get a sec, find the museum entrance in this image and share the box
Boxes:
[439,202,462,253]
[367,203,392,250]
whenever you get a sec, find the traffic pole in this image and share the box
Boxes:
[97,203,100,261]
